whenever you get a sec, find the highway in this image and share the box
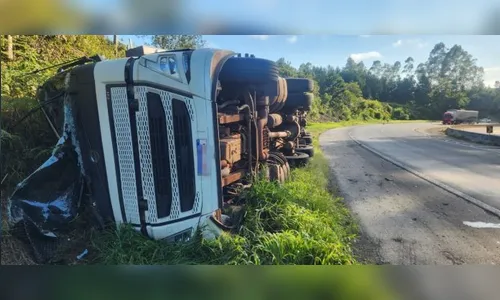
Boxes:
[320,122,500,265]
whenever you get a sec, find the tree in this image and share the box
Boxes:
[276,58,298,77]
[340,58,366,92]
[150,35,206,50]
[403,57,414,75]
[298,62,314,79]
[369,61,383,78]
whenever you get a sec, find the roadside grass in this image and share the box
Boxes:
[92,153,358,265]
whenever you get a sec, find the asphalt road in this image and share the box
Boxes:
[320,122,500,265]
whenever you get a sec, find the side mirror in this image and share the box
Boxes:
[168,57,177,75]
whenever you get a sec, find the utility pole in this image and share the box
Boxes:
[113,35,118,56]
[7,35,13,60]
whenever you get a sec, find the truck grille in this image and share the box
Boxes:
[172,99,196,212]
[109,86,200,225]
[147,92,172,218]
[109,87,140,225]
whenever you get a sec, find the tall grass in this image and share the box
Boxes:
[1,96,57,189]
[93,154,357,265]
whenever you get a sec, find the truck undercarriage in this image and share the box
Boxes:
[7,47,316,263]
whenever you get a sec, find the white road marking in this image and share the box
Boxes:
[463,221,500,229]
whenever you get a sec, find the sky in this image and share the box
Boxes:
[119,35,500,88]
[71,0,500,34]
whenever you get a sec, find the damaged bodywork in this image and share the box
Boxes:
[8,89,89,262]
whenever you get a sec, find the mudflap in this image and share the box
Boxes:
[199,215,225,240]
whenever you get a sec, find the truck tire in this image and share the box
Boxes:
[285,152,310,168]
[296,145,314,158]
[270,77,288,108]
[219,56,279,84]
[300,136,313,146]
[283,92,313,112]
[268,152,290,181]
[302,133,312,139]
[285,78,314,93]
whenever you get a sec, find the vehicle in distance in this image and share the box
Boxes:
[442,109,479,125]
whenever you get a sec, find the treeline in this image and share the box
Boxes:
[277,42,500,121]
[1,35,126,98]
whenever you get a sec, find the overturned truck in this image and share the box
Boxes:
[8,46,315,262]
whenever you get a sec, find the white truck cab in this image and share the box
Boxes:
[76,47,236,241]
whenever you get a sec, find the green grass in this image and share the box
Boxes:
[92,154,357,265]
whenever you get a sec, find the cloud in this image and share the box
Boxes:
[204,41,219,49]
[392,39,403,47]
[286,35,298,44]
[359,35,371,38]
[349,51,382,62]
[392,38,428,48]
[250,35,270,40]
[483,67,500,87]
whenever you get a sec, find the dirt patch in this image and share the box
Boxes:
[1,236,37,265]
[1,194,37,265]
[421,126,447,136]
[1,190,98,265]
[352,229,387,265]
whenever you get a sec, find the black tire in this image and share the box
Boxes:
[270,77,288,111]
[285,152,310,168]
[285,78,314,93]
[269,152,290,181]
[296,145,314,158]
[300,136,313,145]
[283,92,313,112]
[219,56,279,84]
